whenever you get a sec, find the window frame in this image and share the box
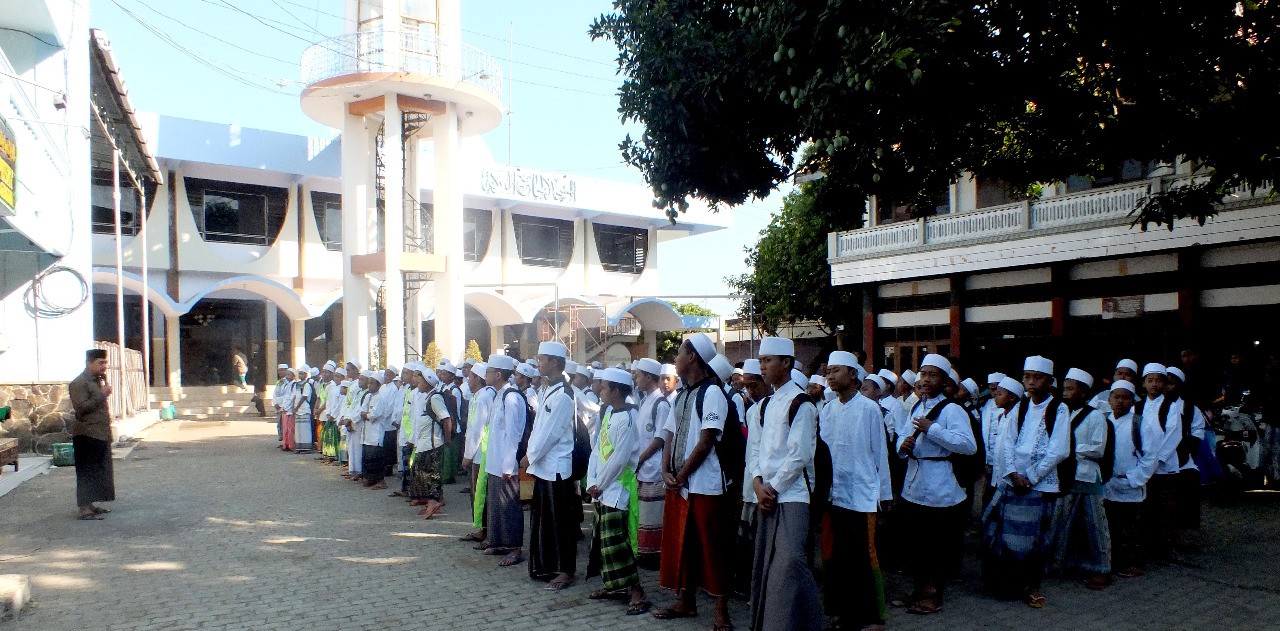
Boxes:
[512,215,573,268]
[593,224,648,274]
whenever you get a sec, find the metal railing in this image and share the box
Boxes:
[300,29,503,102]
[94,341,147,420]
[831,177,1275,261]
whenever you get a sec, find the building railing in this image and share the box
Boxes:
[830,178,1275,261]
[300,29,503,103]
[94,341,147,420]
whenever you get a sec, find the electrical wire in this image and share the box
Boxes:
[125,0,301,67]
[0,27,60,48]
[24,265,90,318]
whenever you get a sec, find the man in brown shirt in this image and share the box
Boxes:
[68,349,115,520]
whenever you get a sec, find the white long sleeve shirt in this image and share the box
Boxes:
[527,381,576,481]
[981,402,1007,467]
[879,394,905,442]
[746,381,817,505]
[463,386,496,461]
[272,378,293,409]
[1105,410,1164,502]
[1067,405,1109,484]
[663,381,728,498]
[576,387,602,445]
[897,394,977,508]
[821,392,892,512]
[635,388,671,484]
[587,407,639,510]
[997,396,1071,492]
[363,387,400,447]
[1144,394,1187,476]
[322,381,344,420]
[486,386,528,478]
[345,388,372,445]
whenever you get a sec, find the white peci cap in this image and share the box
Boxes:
[877,369,899,385]
[961,378,980,397]
[1166,366,1186,382]
[987,372,1005,385]
[601,367,633,388]
[471,362,488,376]
[1024,355,1054,376]
[687,333,717,362]
[710,354,734,382]
[1065,368,1094,388]
[827,351,858,369]
[920,354,951,375]
[997,376,1025,399]
[1117,359,1139,373]
[866,374,887,391]
[1111,380,1136,394]
[660,363,677,377]
[487,354,517,372]
[758,336,795,358]
[902,369,917,386]
[1142,363,1166,377]
[537,341,569,359]
[632,358,662,376]
[742,359,762,376]
[516,362,538,379]
[809,375,826,387]
[790,369,809,389]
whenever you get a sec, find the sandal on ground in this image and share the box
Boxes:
[652,606,697,620]
[626,600,652,616]
[906,600,942,615]
[1116,566,1145,578]
[498,551,525,567]
[459,532,484,542]
[588,589,627,600]
[1026,595,1046,609]
[545,577,573,590]
[91,506,111,514]
[481,546,509,555]
[474,542,494,551]
[77,512,105,520]
[389,491,407,497]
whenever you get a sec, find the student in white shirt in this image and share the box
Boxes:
[272,363,291,446]
[460,362,496,540]
[1138,363,1183,561]
[894,354,976,615]
[525,347,579,587]
[1104,380,1161,579]
[482,353,530,566]
[1090,359,1139,409]
[820,351,892,631]
[1046,368,1112,589]
[732,358,771,598]
[1164,366,1207,549]
[982,377,1023,511]
[584,367,650,615]
[289,365,315,454]
[407,365,452,519]
[984,355,1070,608]
[629,358,669,568]
[360,372,398,490]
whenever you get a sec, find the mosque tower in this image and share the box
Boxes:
[299,0,502,364]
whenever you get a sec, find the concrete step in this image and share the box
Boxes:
[175,404,257,417]
[151,385,258,395]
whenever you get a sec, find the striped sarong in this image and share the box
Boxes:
[1047,487,1111,575]
[982,486,1053,599]
[637,480,665,556]
[588,502,640,592]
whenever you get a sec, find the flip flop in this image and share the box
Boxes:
[1026,595,1046,609]
[77,513,106,520]
[459,532,484,542]
[481,546,508,555]
[545,578,573,590]
[652,607,698,620]
[588,589,627,601]
[91,507,111,514]
[626,600,652,616]
[498,552,525,567]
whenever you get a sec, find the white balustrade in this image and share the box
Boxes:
[1029,181,1149,230]
[835,221,920,258]
[300,30,503,102]
[924,202,1025,245]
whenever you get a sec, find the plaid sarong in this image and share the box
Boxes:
[1047,488,1111,575]
[410,447,444,501]
[982,486,1053,598]
[588,502,640,592]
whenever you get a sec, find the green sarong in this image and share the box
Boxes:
[472,426,490,528]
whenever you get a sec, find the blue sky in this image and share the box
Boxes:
[91,0,778,317]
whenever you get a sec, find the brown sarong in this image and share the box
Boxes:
[658,491,729,597]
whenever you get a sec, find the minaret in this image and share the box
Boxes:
[300,0,502,365]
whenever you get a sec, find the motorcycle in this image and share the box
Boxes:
[1214,401,1267,492]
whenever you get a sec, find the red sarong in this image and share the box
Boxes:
[658,491,729,597]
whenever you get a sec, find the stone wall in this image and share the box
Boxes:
[0,383,74,454]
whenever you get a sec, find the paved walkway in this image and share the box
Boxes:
[0,418,1277,630]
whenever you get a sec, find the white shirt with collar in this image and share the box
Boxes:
[413,390,453,453]
[485,385,528,477]
[997,395,1071,492]
[897,394,977,508]
[981,403,1008,468]
[879,395,904,442]
[576,386,602,445]
[322,380,344,420]
[293,379,314,417]
[527,380,575,481]
[363,387,399,447]
[398,387,425,447]
[635,388,671,484]
[821,392,892,513]
[587,407,640,510]
[463,385,496,461]
[1142,394,1186,475]
[746,381,817,505]
[1105,409,1164,502]
[1067,403,1109,484]
[272,378,293,408]
[662,380,728,498]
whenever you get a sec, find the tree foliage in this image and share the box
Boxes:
[422,341,442,372]
[591,1,1280,227]
[727,178,858,342]
[464,340,484,363]
[656,302,717,362]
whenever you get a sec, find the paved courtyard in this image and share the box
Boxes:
[0,418,1277,630]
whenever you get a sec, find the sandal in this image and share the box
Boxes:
[498,551,525,567]
[588,589,627,601]
[545,577,573,590]
[652,606,698,620]
[481,546,508,555]
[906,600,942,615]
[91,507,111,514]
[77,512,105,520]
[459,532,484,542]
[1026,595,1046,609]
[626,600,652,616]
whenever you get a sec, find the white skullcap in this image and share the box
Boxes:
[340,380,352,388]
[660,363,677,377]
[385,365,399,374]
[1117,359,1139,373]
[791,369,809,389]
[565,360,578,375]
[920,354,951,375]
[346,359,362,371]
[591,361,604,370]
[310,367,320,377]
[865,374,887,391]
[710,354,734,382]
[487,354,517,371]
[733,367,744,375]
[601,367,633,388]
[1065,368,1094,388]
[1024,355,1054,375]
[809,375,826,387]
[296,364,310,374]
[462,357,478,367]
[758,336,795,358]
[323,360,337,371]
[516,363,538,378]
[592,368,606,380]
[538,341,569,359]
[371,372,388,385]
[742,359,762,376]
[278,363,290,370]
[359,370,374,378]
[987,372,1005,385]
[632,358,661,376]
[453,367,463,378]
[1142,363,1166,377]
[997,376,1025,399]
[961,378,980,397]
[877,369,899,385]
[827,351,858,369]
[854,364,868,381]
[577,364,593,378]
[688,333,717,362]
[437,359,454,372]
[1166,366,1186,382]
[1111,380,1136,394]
[902,369,918,386]
[948,368,961,384]
[472,362,488,376]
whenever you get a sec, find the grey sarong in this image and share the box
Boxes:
[750,502,823,631]
[486,473,524,548]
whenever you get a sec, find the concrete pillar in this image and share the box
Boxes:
[150,305,166,388]
[861,286,876,374]
[404,134,423,357]
[165,314,181,396]
[264,303,279,373]
[382,94,406,366]
[643,328,658,359]
[489,324,504,358]
[949,275,963,359]
[341,113,373,365]
[431,103,465,360]
[291,319,307,368]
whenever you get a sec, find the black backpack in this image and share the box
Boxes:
[758,392,831,508]
[570,407,592,482]
[509,387,538,462]
[691,380,745,494]
[910,397,983,487]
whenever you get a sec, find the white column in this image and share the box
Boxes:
[165,314,181,397]
[382,94,406,366]
[264,302,279,370]
[291,319,307,368]
[404,134,422,357]
[643,328,658,359]
[150,305,166,388]
[430,103,465,360]
[341,113,373,365]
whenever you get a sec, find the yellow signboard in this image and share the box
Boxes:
[0,114,15,213]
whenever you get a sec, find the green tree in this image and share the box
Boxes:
[464,340,484,363]
[422,341,442,372]
[591,1,1279,229]
[656,302,717,362]
[727,177,857,347]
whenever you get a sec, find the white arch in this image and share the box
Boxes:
[520,295,605,329]
[181,275,314,321]
[606,297,689,331]
[464,290,527,327]
[91,267,185,317]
